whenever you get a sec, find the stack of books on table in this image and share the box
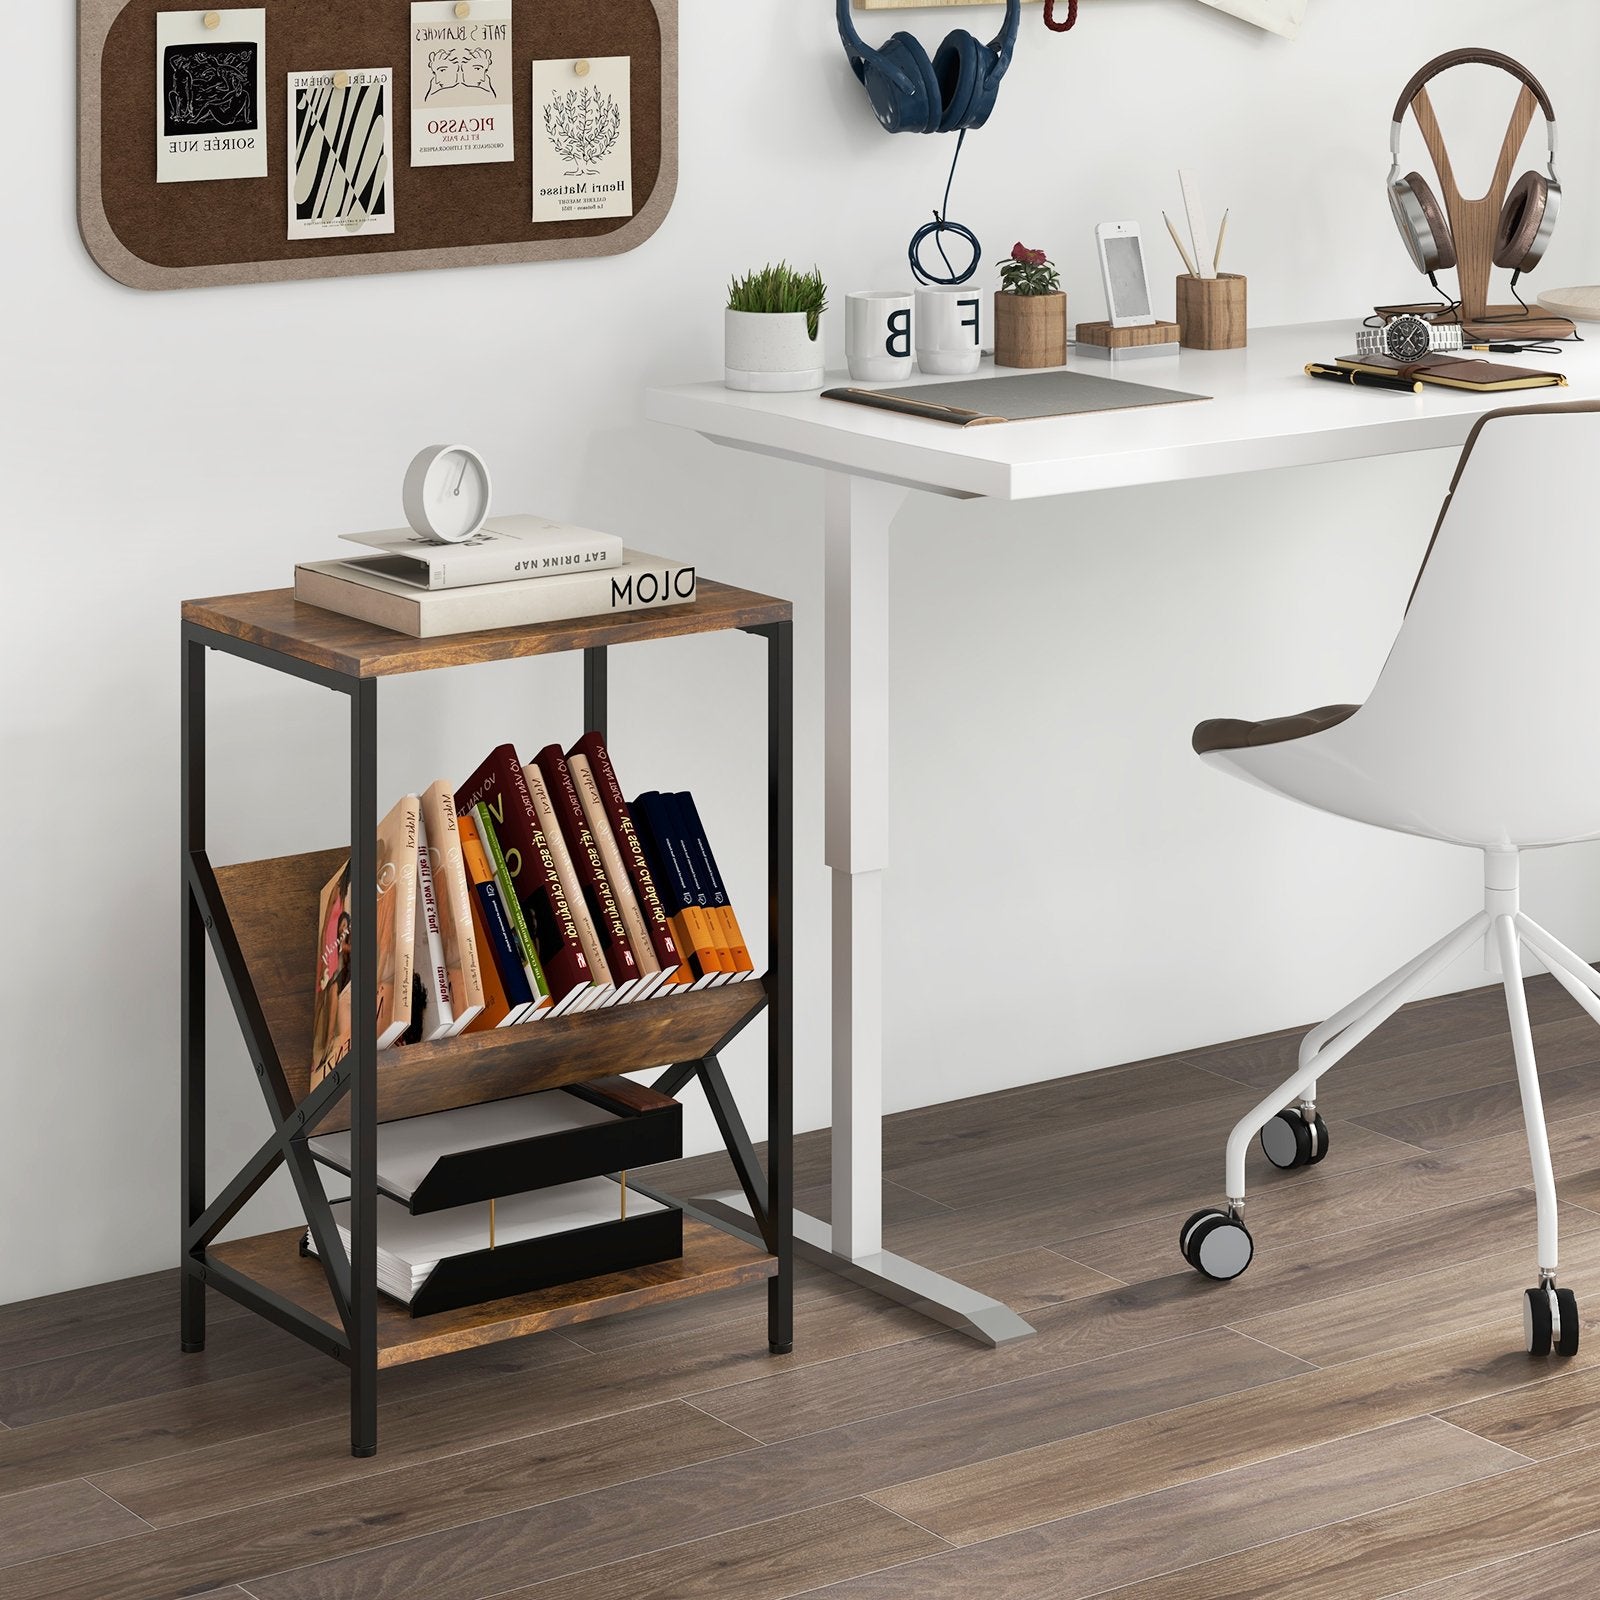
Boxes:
[310,732,758,1093]
[294,515,697,638]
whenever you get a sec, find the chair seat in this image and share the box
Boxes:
[1192,704,1361,756]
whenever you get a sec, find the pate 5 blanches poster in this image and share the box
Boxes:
[410,0,515,167]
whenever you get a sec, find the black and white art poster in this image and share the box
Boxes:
[156,9,268,184]
[410,0,514,167]
[532,57,633,223]
[287,69,396,242]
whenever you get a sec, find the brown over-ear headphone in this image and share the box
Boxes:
[1388,49,1560,282]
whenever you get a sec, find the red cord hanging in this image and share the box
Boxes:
[1044,0,1079,29]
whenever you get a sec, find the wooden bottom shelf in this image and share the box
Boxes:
[209,1220,776,1367]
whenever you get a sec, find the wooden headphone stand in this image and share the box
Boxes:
[1392,79,1574,341]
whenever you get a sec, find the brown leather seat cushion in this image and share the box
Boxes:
[1192,704,1361,756]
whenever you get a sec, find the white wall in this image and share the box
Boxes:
[6,0,1600,1301]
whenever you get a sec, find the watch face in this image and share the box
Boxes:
[1386,315,1432,361]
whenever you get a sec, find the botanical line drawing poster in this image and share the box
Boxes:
[156,9,268,184]
[287,69,396,241]
[410,0,515,167]
[532,57,634,223]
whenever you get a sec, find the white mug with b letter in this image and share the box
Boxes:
[914,286,984,375]
[846,290,915,382]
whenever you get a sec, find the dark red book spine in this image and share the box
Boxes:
[532,744,641,994]
[570,732,681,974]
[456,745,590,1005]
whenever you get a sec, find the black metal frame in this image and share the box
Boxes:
[180,616,794,1455]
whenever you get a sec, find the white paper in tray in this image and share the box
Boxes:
[309,1092,615,1202]
[310,1176,666,1301]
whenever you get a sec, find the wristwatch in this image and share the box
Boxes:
[1355,314,1464,360]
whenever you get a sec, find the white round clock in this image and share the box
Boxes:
[402,445,493,544]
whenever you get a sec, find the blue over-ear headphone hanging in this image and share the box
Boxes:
[836,0,1022,135]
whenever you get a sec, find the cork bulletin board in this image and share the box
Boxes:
[78,0,679,290]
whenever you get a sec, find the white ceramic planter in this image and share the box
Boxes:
[724,309,825,392]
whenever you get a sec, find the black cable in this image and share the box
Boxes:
[910,129,981,287]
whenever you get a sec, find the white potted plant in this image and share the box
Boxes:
[725,263,829,392]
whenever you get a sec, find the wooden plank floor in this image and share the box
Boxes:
[7,974,1600,1597]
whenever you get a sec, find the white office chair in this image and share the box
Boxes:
[1183,401,1600,1358]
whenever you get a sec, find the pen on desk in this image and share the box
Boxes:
[1306,363,1424,394]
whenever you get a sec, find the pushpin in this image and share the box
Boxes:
[455,2,471,16]
[203,11,221,28]
[575,59,591,77]
[332,70,349,90]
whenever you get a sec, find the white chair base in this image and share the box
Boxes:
[1181,851,1587,1358]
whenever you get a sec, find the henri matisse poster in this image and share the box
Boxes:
[288,69,395,241]
[532,57,633,223]
[156,9,268,184]
[410,0,514,167]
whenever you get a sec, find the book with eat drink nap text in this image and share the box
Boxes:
[338,515,625,590]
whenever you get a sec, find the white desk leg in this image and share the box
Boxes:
[697,474,1033,1346]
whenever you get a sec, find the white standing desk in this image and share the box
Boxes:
[646,319,1600,1346]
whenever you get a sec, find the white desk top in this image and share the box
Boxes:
[646,320,1600,501]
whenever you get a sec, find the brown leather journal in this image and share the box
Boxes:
[1337,354,1568,393]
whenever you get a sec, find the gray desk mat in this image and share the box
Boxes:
[876,369,1209,421]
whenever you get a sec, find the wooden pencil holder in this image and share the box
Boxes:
[1176,273,1247,350]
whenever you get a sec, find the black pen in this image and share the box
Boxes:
[1306,363,1423,394]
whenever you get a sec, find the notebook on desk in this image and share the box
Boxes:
[822,370,1210,427]
[1336,354,1568,393]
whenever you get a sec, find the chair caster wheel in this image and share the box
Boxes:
[1261,1109,1330,1170]
[1525,1285,1580,1357]
[1180,1208,1254,1281]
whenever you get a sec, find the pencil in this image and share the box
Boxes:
[1163,211,1198,277]
[1213,209,1229,275]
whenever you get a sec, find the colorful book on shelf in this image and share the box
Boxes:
[678,790,756,981]
[458,813,538,1028]
[294,552,697,638]
[310,858,353,1089]
[457,746,592,1016]
[524,762,615,1010]
[632,791,727,987]
[419,781,485,1035]
[659,792,738,983]
[412,818,455,1042]
[338,515,625,591]
[568,750,667,1001]
[532,745,646,1004]
[375,794,421,1049]
[469,803,552,1019]
[570,732,687,995]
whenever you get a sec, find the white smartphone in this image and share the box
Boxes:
[1096,221,1156,329]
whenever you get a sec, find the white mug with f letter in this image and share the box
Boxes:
[846,290,916,382]
[914,286,984,375]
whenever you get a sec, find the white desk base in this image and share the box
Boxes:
[650,325,1600,1346]
[691,1191,1037,1347]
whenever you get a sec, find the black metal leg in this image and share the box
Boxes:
[767,622,794,1354]
[349,678,379,1457]
[181,634,207,1354]
[584,646,608,740]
